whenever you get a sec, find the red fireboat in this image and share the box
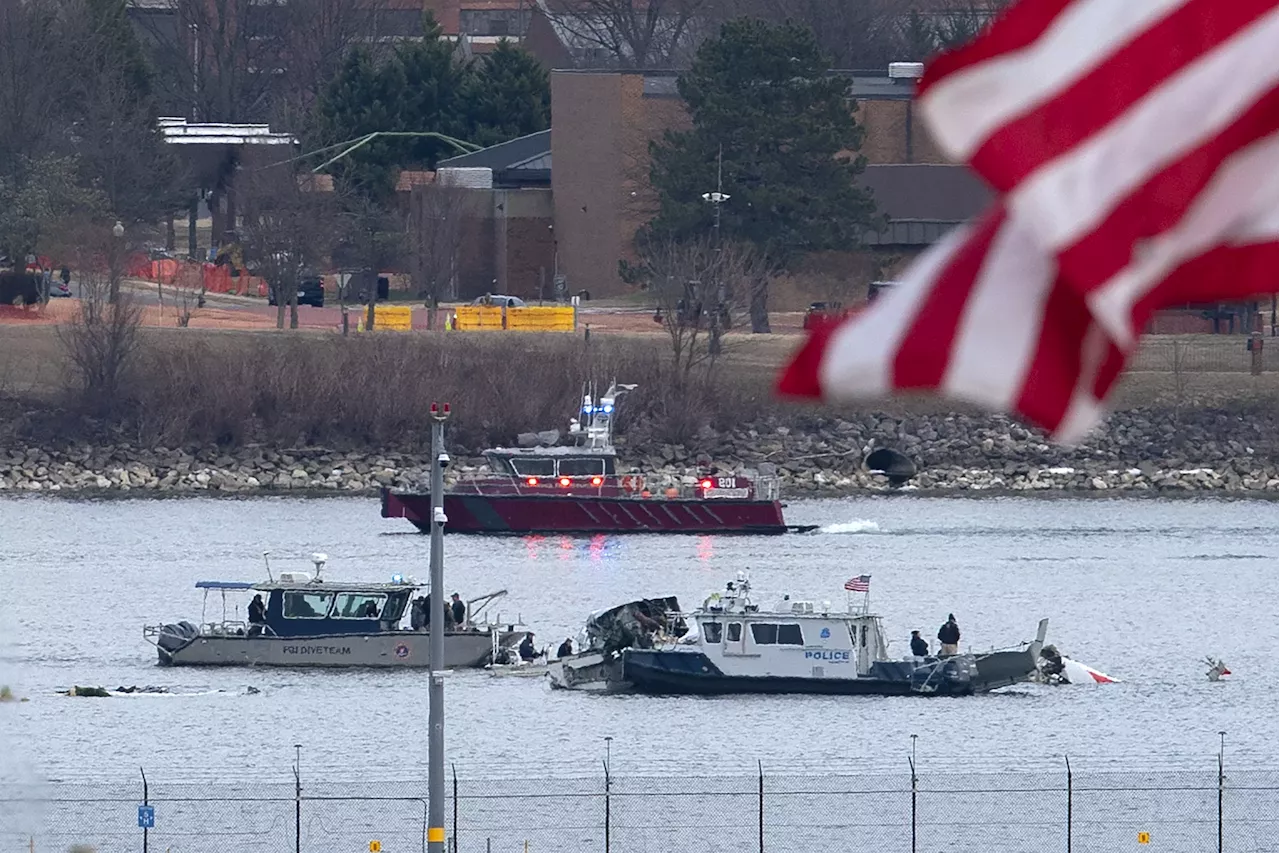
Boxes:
[381,383,814,535]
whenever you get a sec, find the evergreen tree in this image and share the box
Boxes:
[462,40,550,148]
[393,16,469,169]
[647,19,878,268]
[314,45,408,202]
[61,0,185,226]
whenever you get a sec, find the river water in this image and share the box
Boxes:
[0,495,1277,850]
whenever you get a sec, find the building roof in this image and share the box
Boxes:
[858,164,993,246]
[438,130,552,186]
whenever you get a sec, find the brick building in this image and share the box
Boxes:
[422,131,557,301]
[547,67,980,299]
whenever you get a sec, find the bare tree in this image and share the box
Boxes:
[544,0,708,69]
[0,0,63,168]
[239,165,339,329]
[630,233,772,385]
[59,235,144,415]
[409,181,468,329]
[337,195,404,332]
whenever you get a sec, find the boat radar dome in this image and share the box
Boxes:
[311,553,328,575]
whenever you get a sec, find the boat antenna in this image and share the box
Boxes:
[262,550,274,582]
[311,553,328,579]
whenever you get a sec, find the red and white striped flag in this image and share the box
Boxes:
[778,0,1278,442]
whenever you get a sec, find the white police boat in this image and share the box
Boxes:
[142,554,525,669]
[563,574,1047,697]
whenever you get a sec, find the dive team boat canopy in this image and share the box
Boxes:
[550,574,1048,697]
[382,383,816,535]
[143,554,525,668]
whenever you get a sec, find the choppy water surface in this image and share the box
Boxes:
[0,495,1276,781]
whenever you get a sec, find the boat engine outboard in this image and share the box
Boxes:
[864,448,917,487]
[156,621,200,656]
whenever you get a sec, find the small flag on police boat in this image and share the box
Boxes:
[844,575,871,593]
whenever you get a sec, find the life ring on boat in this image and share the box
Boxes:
[621,475,645,493]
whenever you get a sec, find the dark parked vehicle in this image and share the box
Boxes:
[802,301,850,331]
[268,277,325,307]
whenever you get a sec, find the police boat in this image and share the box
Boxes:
[606,574,1047,697]
[143,553,525,669]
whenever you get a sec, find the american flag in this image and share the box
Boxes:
[779,0,1278,442]
[844,575,871,593]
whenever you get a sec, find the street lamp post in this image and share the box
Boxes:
[428,401,451,853]
[701,145,730,356]
[109,220,125,305]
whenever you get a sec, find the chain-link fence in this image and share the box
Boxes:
[3,759,1276,853]
[1130,335,1278,373]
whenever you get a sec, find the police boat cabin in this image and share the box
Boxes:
[143,554,523,669]
[618,574,1048,697]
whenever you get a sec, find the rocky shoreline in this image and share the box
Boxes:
[0,408,1275,498]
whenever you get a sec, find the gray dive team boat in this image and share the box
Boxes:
[550,573,1047,697]
[143,554,525,669]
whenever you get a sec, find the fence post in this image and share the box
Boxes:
[758,760,764,853]
[1064,755,1072,853]
[294,743,302,853]
[451,763,459,853]
[909,747,918,853]
[140,767,148,853]
[1218,731,1226,853]
[603,757,611,853]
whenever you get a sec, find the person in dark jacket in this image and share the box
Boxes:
[248,594,267,637]
[450,593,466,627]
[937,614,961,656]
[518,632,538,661]
[557,638,574,658]
[909,630,929,657]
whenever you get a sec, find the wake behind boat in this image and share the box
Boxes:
[551,574,1047,697]
[143,554,525,669]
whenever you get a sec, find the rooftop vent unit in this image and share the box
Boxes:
[888,62,926,81]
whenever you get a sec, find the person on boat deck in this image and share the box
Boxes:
[910,630,929,657]
[557,638,574,658]
[518,632,538,661]
[248,594,267,636]
[410,597,426,631]
[248,594,266,625]
[360,599,380,618]
[423,593,432,626]
[937,615,961,656]
[450,593,466,627]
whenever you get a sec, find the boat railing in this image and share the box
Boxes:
[448,472,778,501]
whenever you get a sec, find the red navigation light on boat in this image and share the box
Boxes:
[559,477,572,487]
[700,479,713,490]
[526,477,539,486]
[591,476,603,486]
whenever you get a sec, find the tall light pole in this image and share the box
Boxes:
[700,145,730,355]
[428,401,451,853]
[109,220,125,305]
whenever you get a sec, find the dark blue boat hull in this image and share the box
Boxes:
[621,650,986,697]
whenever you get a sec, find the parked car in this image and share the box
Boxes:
[268,277,325,307]
[472,294,526,308]
[802,301,851,331]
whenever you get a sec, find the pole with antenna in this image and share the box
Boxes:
[427,401,452,853]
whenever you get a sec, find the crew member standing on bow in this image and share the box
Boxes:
[937,614,960,657]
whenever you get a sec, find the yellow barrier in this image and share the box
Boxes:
[374,305,413,331]
[508,306,576,331]
[454,305,505,330]
[453,305,576,332]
